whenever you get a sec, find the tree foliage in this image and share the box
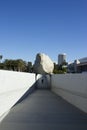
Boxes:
[0,55,3,62]
[0,58,33,73]
[53,62,67,74]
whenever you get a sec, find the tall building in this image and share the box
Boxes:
[58,53,66,65]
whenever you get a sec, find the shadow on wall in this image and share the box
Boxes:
[35,74,51,89]
[0,72,50,122]
[13,82,37,107]
[13,74,51,107]
[0,82,37,123]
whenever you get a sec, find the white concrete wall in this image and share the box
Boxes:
[1,70,87,119]
[0,70,35,119]
[51,74,87,113]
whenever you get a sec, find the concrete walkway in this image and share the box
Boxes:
[0,89,87,130]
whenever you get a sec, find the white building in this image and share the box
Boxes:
[76,57,87,73]
[68,57,87,73]
[58,53,66,65]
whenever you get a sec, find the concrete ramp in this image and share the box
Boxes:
[0,70,36,119]
[0,89,87,130]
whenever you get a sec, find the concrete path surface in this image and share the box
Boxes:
[0,89,87,130]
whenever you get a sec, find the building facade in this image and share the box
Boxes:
[58,53,66,65]
[68,57,87,73]
[76,57,87,73]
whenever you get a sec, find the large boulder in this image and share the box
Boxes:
[33,53,54,74]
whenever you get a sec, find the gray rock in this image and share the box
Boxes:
[33,53,54,74]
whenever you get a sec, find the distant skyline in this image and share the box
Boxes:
[0,0,87,63]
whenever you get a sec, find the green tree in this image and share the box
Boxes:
[0,55,3,63]
[26,62,33,72]
[0,63,4,69]
[4,59,12,70]
[3,59,26,71]
[16,59,26,72]
[53,62,67,74]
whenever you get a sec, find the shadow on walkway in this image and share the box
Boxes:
[0,89,87,130]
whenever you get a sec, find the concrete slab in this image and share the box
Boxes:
[0,89,87,130]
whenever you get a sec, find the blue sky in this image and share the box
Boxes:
[0,0,87,63]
